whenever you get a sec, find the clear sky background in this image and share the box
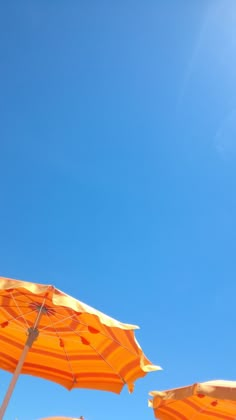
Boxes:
[1,1,236,419]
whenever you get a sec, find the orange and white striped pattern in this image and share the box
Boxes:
[0,277,160,394]
[149,380,236,419]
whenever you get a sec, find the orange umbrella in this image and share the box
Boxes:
[0,277,160,419]
[149,380,236,420]
[39,417,84,420]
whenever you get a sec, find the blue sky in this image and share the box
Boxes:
[1,0,236,419]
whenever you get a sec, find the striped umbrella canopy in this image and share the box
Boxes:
[0,277,160,419]
[39,417,84,420]
[149,380,236,420]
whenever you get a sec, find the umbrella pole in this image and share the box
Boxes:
[0,324,41,419]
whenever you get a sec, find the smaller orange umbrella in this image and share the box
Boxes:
[39,417,84,420]
[149,380,236,420]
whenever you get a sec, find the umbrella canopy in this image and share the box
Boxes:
[39,417,84,420]
[149,380,236,420]
[0,277,160,418]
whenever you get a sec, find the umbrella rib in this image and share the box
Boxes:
[10,292,30,329]
[48,311,140,357]
[44,311,76,383]
[33,294,48,328]
[41,313,127,384]
[0,305,34,308]
[0,322,27,333]
[0,309,41,329]
[2,288,53,310]
[2,290,44,305]
[39,313,82,331]
[44,313,126,384]
[0,295,34,304]
[64,323,126,385]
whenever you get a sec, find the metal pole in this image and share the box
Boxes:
[0,312,43,419]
